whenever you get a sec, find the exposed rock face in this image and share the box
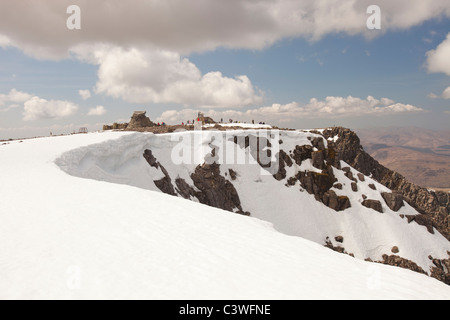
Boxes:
[292,145,312,165]
[429,253,450,285]
[143,149,175,196]
[322,190,351,211]
[375,255,427,276]
[292,167,351,212]
[322,127,450,241]
[381,191,404,212]
[273,150,293,181]
[128,111,155,129]
[325,238,354,256]
[362,199,383,213]
[190,163,249,215]
[401,214,438,234]
[228,168,237,181]
[144,150,249,216]
[311,150,326,170]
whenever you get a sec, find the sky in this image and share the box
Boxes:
[0,0,449,139]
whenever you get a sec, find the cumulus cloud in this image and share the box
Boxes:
[156,96,425,124]
[1,1,448,112]
[0,88,33,106]
[1,89,79,120]
[23,96,78,121]
[87,105,106,116]
[78,89,91,100]
[73,45,262,108]
[426,32,450,76]
[1,0,450,60]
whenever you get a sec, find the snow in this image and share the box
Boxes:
[58,131,450,272]
[1,132,450,299]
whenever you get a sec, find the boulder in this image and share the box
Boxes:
[322,190,351,212]
[381,191,404,212]
[362,199,383,213]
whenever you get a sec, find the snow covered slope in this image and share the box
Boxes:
[56,130,450,277]
[1,131,450,299]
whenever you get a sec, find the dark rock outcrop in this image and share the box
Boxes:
[322,127,449,241]
[381,191,404,212]
[429,253,450,285]
[144,149,248,215]
[402,214,438,234]
[273,150,293,181]
[375,255,427,276]
[322,190,351,211]
[292,145,312,165]
[294,169,350,212]
[228,168,237,181]
[143,149,175,195]
[361,199,383,213]
[325,238,354,256]
[190,163,249,215]
[311,150,326,170]
[128,111,155,129]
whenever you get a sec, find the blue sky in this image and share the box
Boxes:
[0,1,449,139]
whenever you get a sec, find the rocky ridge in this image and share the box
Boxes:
[321,127,449,241]
[138,127,450,285]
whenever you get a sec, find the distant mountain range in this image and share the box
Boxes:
[357,127,450,189]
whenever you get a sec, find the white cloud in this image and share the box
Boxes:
[0,88,33,106]
[87,105,107,116]
[1,89,79,120]
[442,86,450,99]
[0,34,10,48]
[78,89,91,100]
[428,86,450,99]
[1,1,450,60]
[73,45,262,108]
[426,32,450,76]
[0,104,20,113]
[23,96,78,121]
[156,96,425,124]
